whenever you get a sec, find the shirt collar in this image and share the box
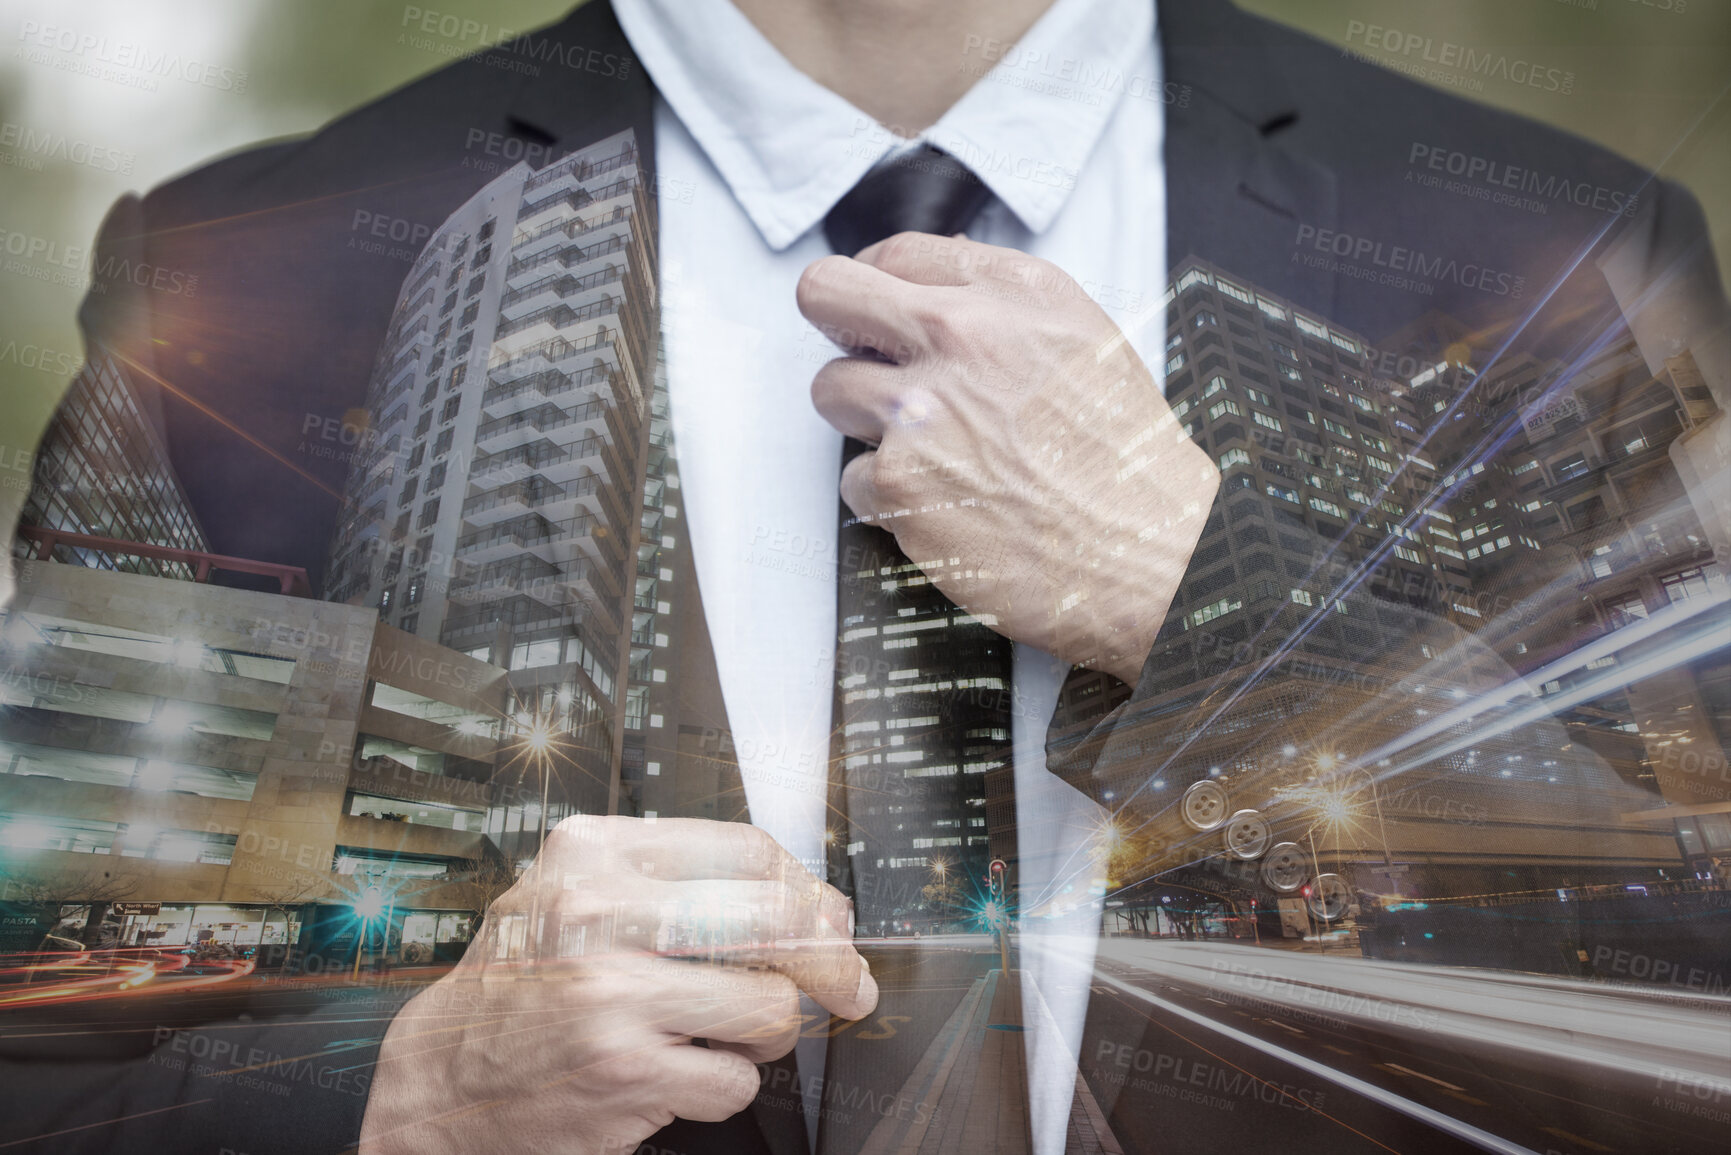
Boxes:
[613,0,1157,251]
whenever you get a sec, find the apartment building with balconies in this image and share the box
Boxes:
[322,129,658,820]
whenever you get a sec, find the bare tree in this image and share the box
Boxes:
[2,864,142,947]
[445,851,517,927]
[249,876,331,956]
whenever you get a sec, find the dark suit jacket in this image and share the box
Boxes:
[5,1,1724,1152]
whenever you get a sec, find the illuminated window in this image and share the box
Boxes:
[1216,278,1252,304]
[1186,596,1244,629]
[1661,566,1725,603]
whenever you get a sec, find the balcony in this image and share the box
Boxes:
[481,364,613,416]
[475,397,610,449]
[509,191,633,262]
[515,184,595,232]
[488,328,616,379]
[495,295,620,343]
[453,510,604,565]
[521,142,636,195]
[463,469,626,531]
[499,264,624,315]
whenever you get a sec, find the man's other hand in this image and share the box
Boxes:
[358,816,875,1154]
[798,232,1219,684]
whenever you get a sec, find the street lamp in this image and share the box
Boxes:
[353,884,385,980]
[1336,764,1396,887]
[514,710,566,977]
[1301,755,1395,888]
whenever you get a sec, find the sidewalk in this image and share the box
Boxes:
[855,967,1123,1155]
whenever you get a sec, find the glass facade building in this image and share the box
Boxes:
[17,352,209,579]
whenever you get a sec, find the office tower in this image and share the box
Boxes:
[1387,320,1731,870]
[836,537,1012,932]
[1051,258,1687,905]
[17,352,209,578]
[323,130,657,820]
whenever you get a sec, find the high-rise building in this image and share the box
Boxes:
[1050,258,1696,909]
[17,352,209,579]
[1390,321,1731,868]
[323,129,658,820]
[835,521,1014,930]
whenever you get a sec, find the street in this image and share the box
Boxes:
[1052,936,1731,1155]
[2,938,1728,1153]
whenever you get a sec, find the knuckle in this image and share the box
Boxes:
[876,232,928,272]
[546,813,589,854]
[602,1049,658,1089]
[796,255,845,304]
[911,298,959,348]
[712,1052,762,1111]
[810,357,847,411]
[734,822,778,866]
[869,460,913,508]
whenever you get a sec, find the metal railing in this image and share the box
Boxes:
[17,526,313,596]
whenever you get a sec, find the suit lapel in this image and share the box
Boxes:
[498,0,657,167]
[1061,0,1346,1134]
[1161,0,1340,318]
[507,6,803,1153]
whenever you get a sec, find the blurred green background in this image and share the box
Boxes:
[1,0,1726,549]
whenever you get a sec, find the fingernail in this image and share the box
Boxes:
[855,966,878,1012]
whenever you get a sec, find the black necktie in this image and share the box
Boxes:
[823,144,994,257]
[822,146,1013,934]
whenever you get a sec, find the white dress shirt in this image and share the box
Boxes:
[611,1,1166,1150]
